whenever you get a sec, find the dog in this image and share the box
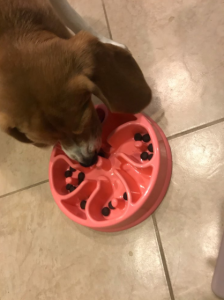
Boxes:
[0,0,151,165]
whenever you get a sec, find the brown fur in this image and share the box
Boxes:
[0,0,151,161]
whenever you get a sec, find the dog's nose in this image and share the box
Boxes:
[80,152,98,167]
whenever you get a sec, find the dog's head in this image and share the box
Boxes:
[0,32,151,164]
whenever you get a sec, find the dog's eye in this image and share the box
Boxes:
[7,127,33,144]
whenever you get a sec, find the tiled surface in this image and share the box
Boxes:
[68,0,109,38]
[1,0,224,299]
[0,131,50,196]
[104,0,224,136]
[0,183,170,300]
[156,122,224,300]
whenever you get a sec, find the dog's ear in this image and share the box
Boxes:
[6,127,33,143]
[88,42,152,114]
[0,113,33,143]
[67,31,151,114]
[42,75,97,135]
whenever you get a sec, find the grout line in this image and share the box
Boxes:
[167,117,224,141]
[152,214,175,300]
[101,0,113,39]
[0,179,49,199]
[1,118,222,199]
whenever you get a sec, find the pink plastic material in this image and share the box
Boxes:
[49,104,172,232]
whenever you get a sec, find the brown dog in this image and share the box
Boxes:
[0,0,151,165]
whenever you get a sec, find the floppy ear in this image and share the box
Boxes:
[0,113,33,143]
[42,75,97,135]
[88,42,152,114]
[6,127,33,143]
[66,31,151,114]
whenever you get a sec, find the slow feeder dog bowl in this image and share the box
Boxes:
[49,104,172,232]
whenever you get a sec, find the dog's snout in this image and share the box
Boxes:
[80,152,98,167]
[61,132,102,164]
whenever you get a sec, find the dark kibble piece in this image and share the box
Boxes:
[69,166,76,172]
[147,144,153,152]
[80,200,87,210]
[134,133,142,141]
[78,172,85,180]
[148,154,153,161]
[142,133,151,143]
[140,152,148,161]
[102,207,110,216]
[66,184,72,191]
[108,201,115,209]
[65,170,72,178]
[69,185,76,192]
[123,192,128,200]
[78,172,85,183]
[98,150,105,158]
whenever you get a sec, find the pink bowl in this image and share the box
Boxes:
[49,104,172,232]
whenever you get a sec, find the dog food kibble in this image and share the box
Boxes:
[108,201,115,209]
[65,170,72,178]
[80,200,87,210]
[148,154,153,161]
[142,133,150,143]
[134,133,142,141]
[148,144,153,152]
[98,150,105,158]
[66,184,72,191]
[69,166,76,172]
[102,207,110,216]
[78,172,85,184]
[69,185,76,192]
[140,152,148,160]
[123,192,128,200]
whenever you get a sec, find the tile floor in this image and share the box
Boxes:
[0,0,223,299]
